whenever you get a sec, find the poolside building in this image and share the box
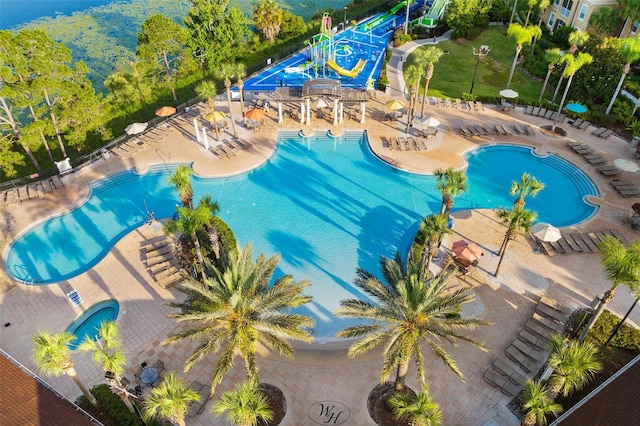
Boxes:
[542,0,640,37]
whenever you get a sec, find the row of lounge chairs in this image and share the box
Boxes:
[567,117,591,130]
[2,175,64,207]
[430,97,484,111]
[524,105,567,123]
[387,136,427,151]
[208,138,251,159]
[483,296,571,396]
[111,127,169,160]
[591,126,615,139]
[538,229,628,255]
[566,142,639,196]
[140,237,186,288]
[459,122,536,137]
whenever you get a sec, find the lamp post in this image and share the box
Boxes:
[343,7,348,32]
[470,45,490,95]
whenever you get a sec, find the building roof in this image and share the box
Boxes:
[553,355,640,425]
[0,353,98,426]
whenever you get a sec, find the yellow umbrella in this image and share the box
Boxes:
[205,111,226,123]
[385,99,406,111]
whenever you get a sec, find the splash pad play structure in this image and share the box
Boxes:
[243,9,400,91]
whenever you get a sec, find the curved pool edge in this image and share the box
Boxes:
[65,299,120,350]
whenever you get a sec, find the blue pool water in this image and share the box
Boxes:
[65,299,119,350]
[5,133,598,338]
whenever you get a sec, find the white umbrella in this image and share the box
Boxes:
[125,122,148,135]
[500,89,519,99]
[531,222,562,254]
[613,158,639,177]
[415,115,441,128]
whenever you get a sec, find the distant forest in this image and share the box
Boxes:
[16,0,350,92]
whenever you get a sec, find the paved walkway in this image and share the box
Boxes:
[1,35,639,426]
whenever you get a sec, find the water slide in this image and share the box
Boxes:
[411,0,449,28]
[360,0,408,31]
[327,59,368,78]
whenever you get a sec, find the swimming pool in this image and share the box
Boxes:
[4,133,598,338]
[65,299,119,350]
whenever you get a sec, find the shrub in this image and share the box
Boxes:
[213,216,238,257]
[588,310,640,351]
[551,26,574,47]
[77,384,162,426]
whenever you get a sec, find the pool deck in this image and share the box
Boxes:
[1,37,640,426]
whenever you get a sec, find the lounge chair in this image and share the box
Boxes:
[599,129,615,138]
[523,124,536,136]
[406,137,419,151]
[512,124,526,135]
[543,109,554,119]
[578,120,591,130]
[475,101,484,111]
[574,146,594,155]
[492,358,528,386]
[569,118,583,129]
[236,138,251,149]
[483,368,522,396]
[618,188,640,197]
[586,156,607,165]
[591,127,607,136]
[537,107,547,117]
[495,124,507,135]
[397,137,407,151]
[611,180,635,189]
[532,107,540,116]
[472,125,488,136]
[459,126,473,137]
[525,105,534,115]
[597,166,622,176]
[468,126,482,136]
[209,146,228,159]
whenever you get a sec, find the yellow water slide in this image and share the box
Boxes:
[326,59,368,78]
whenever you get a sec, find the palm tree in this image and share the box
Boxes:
[538,48,563,103]
[163,244,314,392]
[143,372,200,426]
[388,385,442,426]
[232,63,248,121]
[546,334,602,399]
[415,46,444,118]
[163,202,213,278]
[32,331,98,406]
[494,206,536,277]
[551,52,593,133]
[605,37,640,115]
[216,62,240,138]
[521,379,563,426]
[434,167,467,222]
[336,253,488,391]
[76,321,133,412]
[212,379,274,426]
[405,64,423,133]
[590,7,620,36]
[404,0,413,35]
[195,79,220,141]
[169,164,194,208]
[523,0,538,25]
[579,237,640,340]
[416,214,451,274]
[551,30,589,104]
[618,0,640,37]
[530,0,551,54]
[510,172,544,209]
[506,24,542,89]
[199,194,222,261]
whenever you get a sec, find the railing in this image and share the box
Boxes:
[0,348,104,425]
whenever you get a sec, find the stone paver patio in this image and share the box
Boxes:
[1,36,639,426]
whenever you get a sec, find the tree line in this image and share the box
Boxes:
[0,0,313,180]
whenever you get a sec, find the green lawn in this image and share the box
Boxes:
[405,27,543,102]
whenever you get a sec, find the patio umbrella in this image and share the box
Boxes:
[613,158,639,179]
[125,122,148,135]
[313,98,329,109]
[565,103,588,114]
[205,111,226,123]
[385,99,405,111]
[155,106,176,117]
[531,222,562,253]
[452,240,483,262]
[245,108,266,121]
[499,89,519,99]
[415,115,441,128]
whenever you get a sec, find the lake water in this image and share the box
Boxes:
[0,0,118,29]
